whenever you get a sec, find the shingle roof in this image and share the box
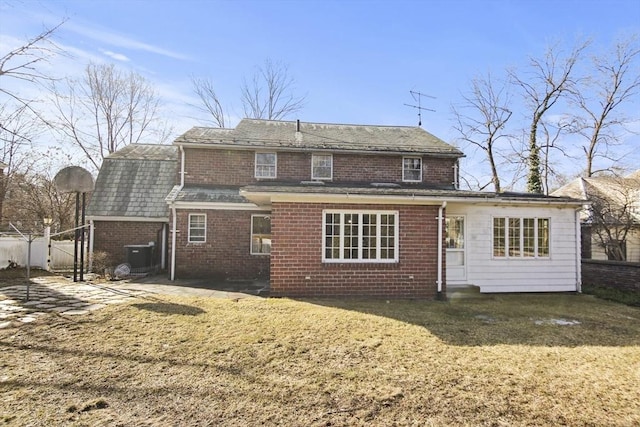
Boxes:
[87,144,178,218]
[241,181,584,204]
[174,119,464,157]
[166,185,251,204]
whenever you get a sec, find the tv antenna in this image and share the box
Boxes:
[404,90,435,126]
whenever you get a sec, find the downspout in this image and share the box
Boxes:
[437,201,447,298]
[575,208,582,293]
[89,220,94,273]
[170,145,185,281]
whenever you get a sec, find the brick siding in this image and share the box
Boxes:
[183,147,457,187]
[92,221,165,266]
[270,202,444,299]
[582,260,640,292]
[171,209,270,280]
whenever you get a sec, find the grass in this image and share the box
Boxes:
[582,283,640,307]
[0,268,56,287]
[1,290,639,426]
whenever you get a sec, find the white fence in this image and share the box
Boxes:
[0,236,87,270]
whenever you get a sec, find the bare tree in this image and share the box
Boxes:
[453,74,512,192]
[50,62,171,171]
[0,104,45,224]
[587,175,640,261]
[539,118,575,194]
[571,36,640,177]
[0,20,66,139]
[190,75,228,127]
[241,59,306,120]
[510,40,590,193]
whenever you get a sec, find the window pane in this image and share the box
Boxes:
[312,155,332,179]
[508,218,520,256]
[538,218,549,257]
[325,213,340,259]
[493,218,505,257]
[251,216,271,254]
[380,214,395,259]
[523,218,535,257]
[403,157,422,181]
[255,153,276,178]
[189,214,206,243]
[323,211,397,262]
[446,217,464,249]
[343,213,359,259]
[362,214,377,259]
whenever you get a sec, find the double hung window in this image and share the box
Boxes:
[312,154,333,180]
[188,214,206,243]
[255,152,277,178]
[402,157,422,182]
[251,215,271,255]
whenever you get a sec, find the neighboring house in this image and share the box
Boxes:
[86,144,178,270]
[155,118,584,298]
[553,171,640,262]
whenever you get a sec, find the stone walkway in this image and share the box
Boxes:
[0,276,149,329]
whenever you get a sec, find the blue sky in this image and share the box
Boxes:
[1,0,639,186]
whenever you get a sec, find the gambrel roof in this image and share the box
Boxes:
[174,119,465,157]
[87,144,178,219]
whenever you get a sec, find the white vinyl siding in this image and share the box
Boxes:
[446,205,579,293]
[255,152,277,178]
[188,214,206,243]
[323,210,399,263]
[311,154,333,180]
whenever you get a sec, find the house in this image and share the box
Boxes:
[553,171,640,262]
[154,118,584,298]
[86,144,178,270]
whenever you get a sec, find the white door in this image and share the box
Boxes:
[446,216,467,282]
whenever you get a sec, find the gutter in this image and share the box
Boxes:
[437,201,447,297]
[170,145,185,281]
[175,141,464,158]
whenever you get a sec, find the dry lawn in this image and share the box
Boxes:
[1,291,639,426]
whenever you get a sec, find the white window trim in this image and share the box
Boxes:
[492,216,551,259]
[255,152,277,179]
[322,210,399,263]
[188,213,206,243]
[311,153,333,180]
[250,214,271,255]
[402,156,422,182]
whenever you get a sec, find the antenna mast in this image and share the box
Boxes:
[404,90,435,126]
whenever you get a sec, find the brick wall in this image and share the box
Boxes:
[172,209,270,280]
[92,221,165,266]
[270,202,443,298]
[183,147,457,187]
[582,260,640,292]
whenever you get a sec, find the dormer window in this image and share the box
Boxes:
[402,157,422,182]
[255,152,277,178]
[312,154,333,180]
